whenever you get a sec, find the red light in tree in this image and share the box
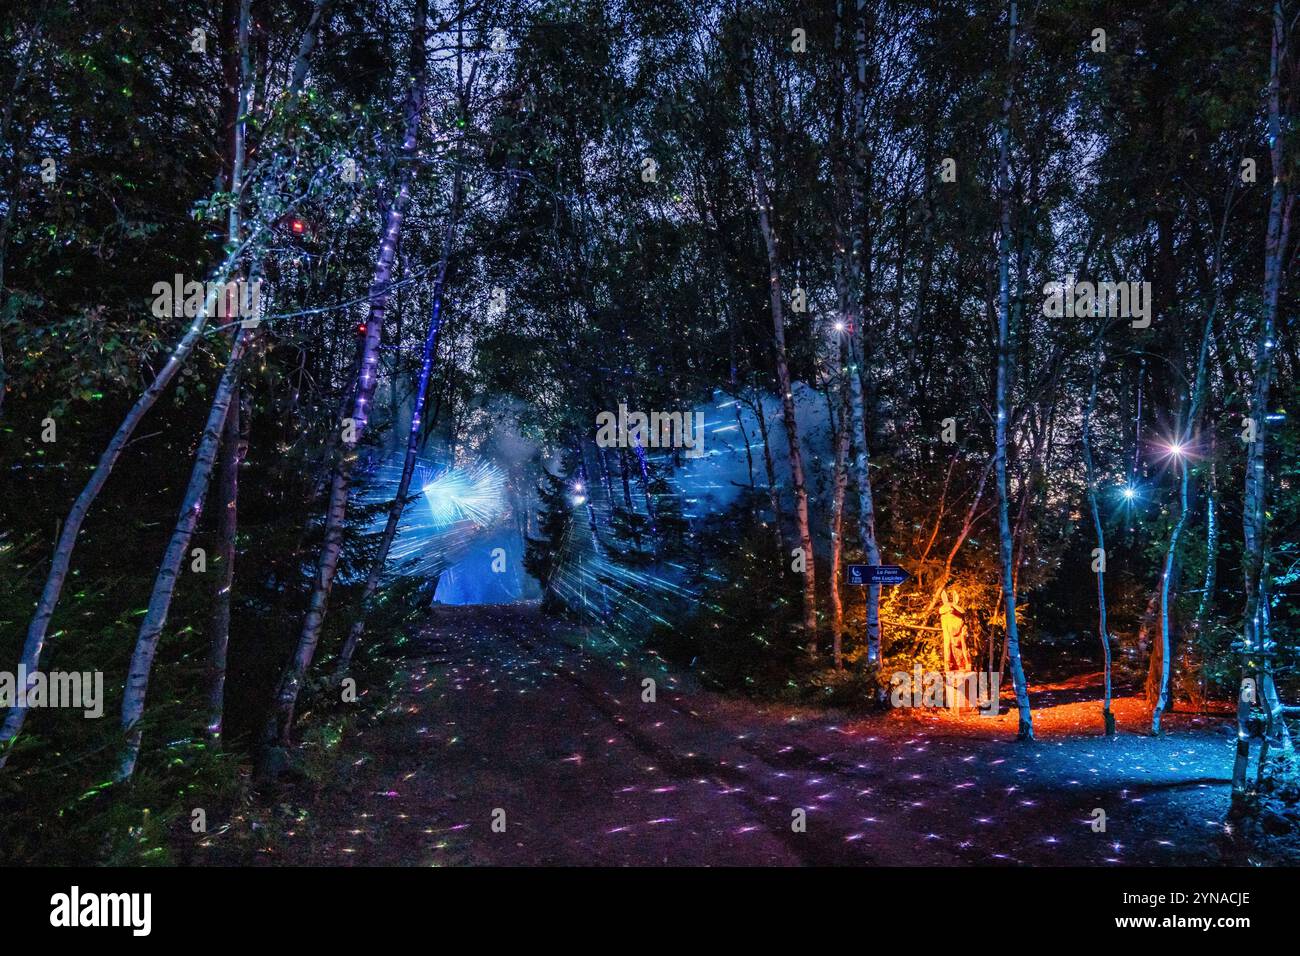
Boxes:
[357,323,368,335]
[289,217,306,235]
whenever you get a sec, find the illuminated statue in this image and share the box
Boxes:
[938,588,974,711]
[939,588,972,673]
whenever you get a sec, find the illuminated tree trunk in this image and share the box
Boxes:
[1152,190,1228,733]
[1151,458,1188,734]
[1195,449,1217,630]
[335,157,466,678]
[1081,330,1115,735]
[847,363,883,671]
[1234,0,1295,791]
[118,328,252,780]
[205,0,262,747]
[266,1,428,753]
[846,0,882,668]
[205,381,249,744]
[742,57,818,656]
[994,0,1032,740]
[828,336,852,670]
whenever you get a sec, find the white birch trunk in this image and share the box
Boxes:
[994,0,1033,740]
[1151,184,1232,732]
[1234,1,1295,790]
[265,1,427,752]
[1081,330,1115,735]
[117,329,252,779]
[335,157,467,677]
[847,0,882,668]
[742,57,818,654]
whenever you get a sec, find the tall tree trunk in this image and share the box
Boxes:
[114,0,257,780]
[1152,189,1230,732]
[1234,1,1295,791]
[994,0,1032,740]
[742,56,818,655]
[846,337,882,669]
[117,329,252,779]
[335,151,467,677]
[846,0,882,669]
[1195,448,1217,630]
[265,1,428,755]
[205,381,249,743]
[204,0,259,747]
[1081,329,1115,735]
[1151,458,1188,733]
[828,336,852,670]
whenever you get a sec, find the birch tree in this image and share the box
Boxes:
[740,41,819,656]
[116,0,257,779]
[994,0,1033,740]
[1233,0,1296,791]
[1151,193,1231,734]
[203,0,329,749]
[265,0,430,754]
[846,0,883,669]
[1081,326,1115,735]
[335,94,472,676]
[117,328,254,779]
[827,329,852,670]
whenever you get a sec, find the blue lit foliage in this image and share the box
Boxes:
[359,459,508,580]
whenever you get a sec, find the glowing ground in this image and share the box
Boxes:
[242,604,1253,866]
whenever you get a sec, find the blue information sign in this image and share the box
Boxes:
[846,564,910,586]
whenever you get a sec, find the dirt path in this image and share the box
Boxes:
[261,602,1238,866]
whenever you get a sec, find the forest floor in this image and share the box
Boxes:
[229,601,1264,866]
